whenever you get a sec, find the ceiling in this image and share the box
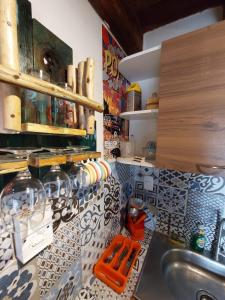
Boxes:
[88,0,224,54]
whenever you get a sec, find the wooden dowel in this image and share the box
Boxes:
[0,64,103,112]
[0,0,21,132]
[77,61,86,129]
[84,58,95,135]
[0,0,19,69]
[67,65,78,127]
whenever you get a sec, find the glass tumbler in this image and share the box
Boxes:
[22,69,52,125]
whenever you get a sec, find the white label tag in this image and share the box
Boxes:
[144,176,153,191]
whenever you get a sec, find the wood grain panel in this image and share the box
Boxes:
[156,20,225,174]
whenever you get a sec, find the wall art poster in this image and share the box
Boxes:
[102,25,129,160]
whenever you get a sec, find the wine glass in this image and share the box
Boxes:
[0,168,46,235]
[42,165,71,211]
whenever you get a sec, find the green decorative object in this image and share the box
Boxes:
[17,0,33,73]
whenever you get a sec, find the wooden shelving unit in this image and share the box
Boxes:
[0,64,103,135]
[21,123,86,136]
[0,64,103,112]
[120,109,158,120]
[0,151,102,173]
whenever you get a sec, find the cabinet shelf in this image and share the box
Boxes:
[118,45,161,82]
[117,157,155,168]
[21,123,86,136]
[120,109,158,120]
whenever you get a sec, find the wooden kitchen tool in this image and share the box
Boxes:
[77,61,86,130]
[94,235,141,294]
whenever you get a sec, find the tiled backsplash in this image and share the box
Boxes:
[1,162,225,299]
[0,162,132,299]
[133,166,225,251]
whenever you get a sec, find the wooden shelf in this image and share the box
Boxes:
[118,45,161,82]
[117,157,155,168]
[120,109,158,120]
[66,151,101,163]
[21,123,86,136]
[0,158,27,174]
[0,64,103,112]
[0,151,102,172]
[29,153,67,168]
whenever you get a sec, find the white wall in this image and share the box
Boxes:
[143,6,223,50]
[29,0,104,153]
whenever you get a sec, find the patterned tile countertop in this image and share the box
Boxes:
[76,228,153,300]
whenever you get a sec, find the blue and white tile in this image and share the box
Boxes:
[37,215,81,297]
[0,231,14,272]
[157,185,188,216]
[159,169,191,189]
[115,163,131,184]
[44,259,82,300]
[0,258,40,300]
[189,174,225,195]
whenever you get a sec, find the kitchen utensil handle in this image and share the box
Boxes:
[196,163,225,174]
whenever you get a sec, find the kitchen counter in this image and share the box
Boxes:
[134,232,184,300]
[76,228,153,300]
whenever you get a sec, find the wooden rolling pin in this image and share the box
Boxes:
[67,65,78,128]
[77,61,86,130]
[0,0,21,132]
[84,58,95,135]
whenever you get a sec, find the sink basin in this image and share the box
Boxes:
[161,249,225,300]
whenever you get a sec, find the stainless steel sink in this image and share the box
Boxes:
[134,232,225,300]
[161,249,225,300]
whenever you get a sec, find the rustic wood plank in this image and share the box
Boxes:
[66,151,101,162]
[29,154,66,167]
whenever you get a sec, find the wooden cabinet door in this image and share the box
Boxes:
[156,20,225,174]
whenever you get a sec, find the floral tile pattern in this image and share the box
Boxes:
[157,185,188,216]
[0,231,14,272]
[190,174,225,195]
[37,215,81,297]
[43,260,82,300]
[0,259,40,300]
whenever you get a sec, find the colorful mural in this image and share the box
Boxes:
[102,25,129,160]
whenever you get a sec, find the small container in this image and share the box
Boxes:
[191,225,206,253]
[126,83,141,112]
[143,141,156,161]
[52,83,76,128]
[22,69,51,125]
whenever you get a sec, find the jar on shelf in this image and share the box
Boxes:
[21,69,52,125]
[52,83,76,128]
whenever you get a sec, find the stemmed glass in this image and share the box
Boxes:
[0,168,46,236]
